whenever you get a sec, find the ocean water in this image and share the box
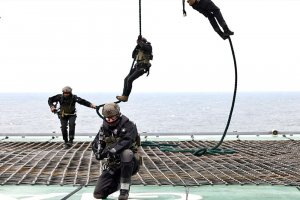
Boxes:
[0,92,299,135]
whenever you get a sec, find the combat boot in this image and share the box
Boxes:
[69,137,74,144]
[116,96,129,102]
[118,189,129,200]
[67,141,73,147]
[223,25,234,36]
[64,142,71,149]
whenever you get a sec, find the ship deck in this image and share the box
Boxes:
[1,134,300,199]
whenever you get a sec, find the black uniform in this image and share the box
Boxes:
[122,39,153,97]
[192,0,232,39]
[48,94,92,143]
[92,115,140,199]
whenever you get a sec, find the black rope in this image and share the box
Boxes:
[194,36,238,156]
[139,0,142,36]
[96,100,121,120]
[60,186,83,200]
[95,0,142,119]
[212,37,237,149]
[282,134,294,141]
[182,0,187,16]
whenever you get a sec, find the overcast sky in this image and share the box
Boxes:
[0,0,299,93]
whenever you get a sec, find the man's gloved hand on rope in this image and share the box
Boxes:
[137,35,143,42]
[137,35,147,47]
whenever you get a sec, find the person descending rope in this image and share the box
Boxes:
[185,0,234,40]
[116,35,153,102]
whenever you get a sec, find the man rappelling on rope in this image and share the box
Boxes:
[116,35,153,102]
[185,0,234,40]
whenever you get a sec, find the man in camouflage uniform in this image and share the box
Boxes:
[92,103,140,200]
[116,35,153,102]
[48,86,96,148]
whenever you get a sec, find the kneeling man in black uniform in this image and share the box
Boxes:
[92,103,140,200]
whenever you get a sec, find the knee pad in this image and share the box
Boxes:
[93,192,108,199]
[120,149,133,163]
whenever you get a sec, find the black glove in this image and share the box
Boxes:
[100,148,108,157]
[137,35,143,42]
[137,35,147,47]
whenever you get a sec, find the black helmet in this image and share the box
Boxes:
[102,103,120,118]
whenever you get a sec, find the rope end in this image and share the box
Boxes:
[182,0,187,17]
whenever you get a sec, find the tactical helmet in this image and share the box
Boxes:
[62,86,72,93]
[102,103,120,118]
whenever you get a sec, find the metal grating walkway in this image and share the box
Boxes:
[0,140,300,186]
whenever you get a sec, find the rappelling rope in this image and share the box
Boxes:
[139,0,142,36]
[193,36,237,155]
[95,1,143,117]
[142,36,238,156]
[213,37,237,149]
[182,0,187,16]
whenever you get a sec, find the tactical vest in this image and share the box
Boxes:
[136,42,153,64]
[102,125,139,153]
[100,116,142,167]
[137,51,152,64]
[59,95,76,117]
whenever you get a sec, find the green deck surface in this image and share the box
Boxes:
[0,185,299,200]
